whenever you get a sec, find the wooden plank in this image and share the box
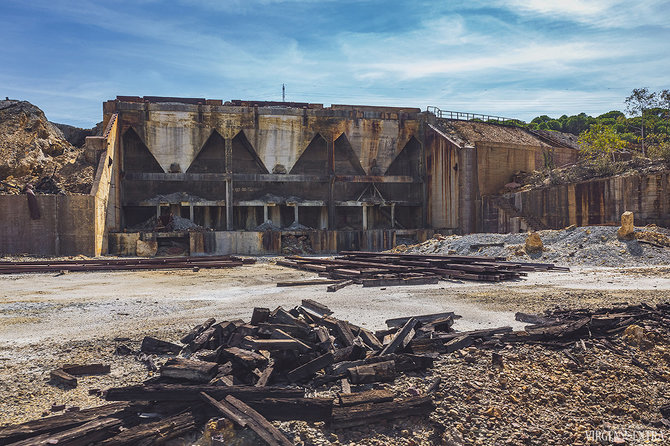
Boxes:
[11,417,122,446]
[160,358,218,382]
[180,317,216,344]
[358,327,383,350]
[251,308,271,325]
[287,352,334,382]
[348,360,396,384]
[331,395,434,429]
[50,369,77,387]
[444,335,473,353]
[97,412,195,446]
[220,347,269,370]
[189,326,216,352]
[61,364,110,376]
[200,392,247,427]
[385,312,456,329]
[105,384,304,402]
[246,397,333,422]
[362,276,439,287]
[338,389,395,406]
[334,320,356,347]
[277,279,341,287]
[269,328,314,352]
[326,280,354,292]
[224,395,293,446]
[0,402,129,444]
[140,336,182,354]
[379,318,418,355]
[255,365,274,387]
[300,299,333,316]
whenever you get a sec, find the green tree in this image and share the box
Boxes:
[625,87,657,156]
[578,123,627,162]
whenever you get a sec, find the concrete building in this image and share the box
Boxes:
[0,96,582,256]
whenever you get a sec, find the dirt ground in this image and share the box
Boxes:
[1,259,669,443]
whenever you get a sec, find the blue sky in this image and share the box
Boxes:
[1,0,669,127]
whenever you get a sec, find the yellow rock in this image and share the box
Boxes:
[524,232,543,253]
[617,211,635,239]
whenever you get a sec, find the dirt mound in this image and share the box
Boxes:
[395,225,670,267]
[0,100,95,194]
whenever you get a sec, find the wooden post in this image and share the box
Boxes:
[189,205,194,222]
[362,204,368,230]
[293,205,299,224]
[391,203,395,228]
[263,205,269,223]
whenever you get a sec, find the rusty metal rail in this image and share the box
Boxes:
[0,256,254,274]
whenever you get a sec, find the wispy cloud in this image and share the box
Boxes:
[0,0,668,125]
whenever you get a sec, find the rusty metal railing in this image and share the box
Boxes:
[427,106,519,125]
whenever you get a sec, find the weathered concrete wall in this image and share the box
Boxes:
[483,170,670,232]
[476,142,538,196]
[0,195,95,255]
[88,113,120,255]
[425,128,459,229]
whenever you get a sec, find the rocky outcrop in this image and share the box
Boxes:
[53,122,103,148]
[0,100,95,194]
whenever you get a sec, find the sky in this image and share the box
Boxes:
[1,0,669,128]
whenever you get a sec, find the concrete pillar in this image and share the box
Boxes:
[156,205,161,218]
[391,203,396,228]
[204,206,211,228]
[263,205,269,223]
[246,206,257,229]
[270,206,281,226]
[216,206,225,230]
[189,205,194,222]
[225,179,233,230]
[319,206,328,230]
[362,204,368,230]
[293,205,299,224]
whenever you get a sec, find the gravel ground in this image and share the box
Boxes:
[397,225,670,267]
[1,259,669,445]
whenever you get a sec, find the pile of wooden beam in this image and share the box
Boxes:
[0,300,450,445]
[276,251,568,289]
[4,300,667,445]
[0,255,255,274]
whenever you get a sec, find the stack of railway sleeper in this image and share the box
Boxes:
[276,251,568,288]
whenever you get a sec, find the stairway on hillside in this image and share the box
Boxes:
[490,196,549,231]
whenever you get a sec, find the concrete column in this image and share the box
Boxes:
[362,204,368,230]
[319,206,328,229]
[225,179,233,230]
[263,205,269,223]
[216,206,225,230]
[156,205,161,218]
[189,205,194,222]
[246,207,257,229]
[270,206,281,226]
[293,205,299,224]
[203,206,211,228]
[391,203,396,228]
[327,136,336,230]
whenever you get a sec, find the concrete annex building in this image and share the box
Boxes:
[2,96,582,256]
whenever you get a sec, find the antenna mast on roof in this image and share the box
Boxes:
[282,84,285,102]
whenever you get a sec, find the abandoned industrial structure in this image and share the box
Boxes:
[3,95,669,257]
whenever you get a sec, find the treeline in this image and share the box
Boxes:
[481,88,670,161]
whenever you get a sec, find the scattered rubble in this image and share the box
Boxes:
[396,225,670,267]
